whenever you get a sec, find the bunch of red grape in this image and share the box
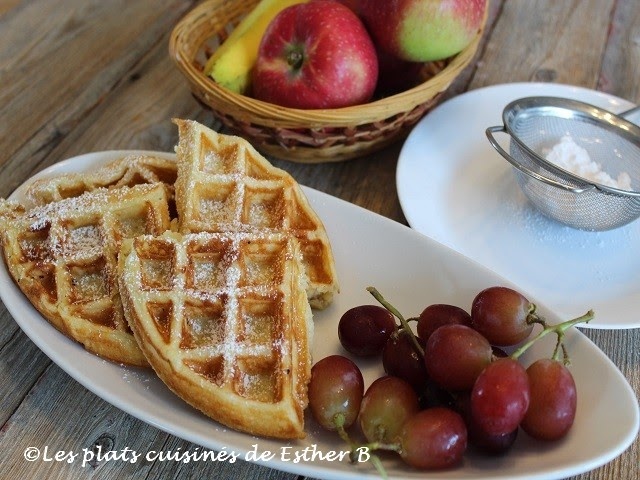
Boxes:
[308,286,594,473]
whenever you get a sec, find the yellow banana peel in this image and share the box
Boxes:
[205,0,308,95]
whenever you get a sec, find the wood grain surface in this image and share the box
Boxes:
[1,1,638,479]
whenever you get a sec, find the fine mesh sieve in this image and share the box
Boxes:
[486,96,640,231]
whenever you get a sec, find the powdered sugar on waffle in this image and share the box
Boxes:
[173,119,337,310]
[120,229,297,412]
[21,185,164,258]
[25,154,178,207]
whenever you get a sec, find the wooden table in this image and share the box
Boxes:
[1,0,638,478]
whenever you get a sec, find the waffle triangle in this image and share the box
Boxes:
[173,118,338,309]
[118,229,313,438]
[26,154,178,208]
[2,183,172,365]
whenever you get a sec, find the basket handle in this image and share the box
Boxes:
[485,126,593,194]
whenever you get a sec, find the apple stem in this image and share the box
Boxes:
[287,49,305,70]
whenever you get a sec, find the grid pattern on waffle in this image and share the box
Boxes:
[119,230,311,438]
[174,119,338,309]
[26,154,178,207]
[2,183,171,365]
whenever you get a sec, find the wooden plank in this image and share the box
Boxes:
[38,26,203,164]
[0,0,22,17]
[472,0,615,89]
[598,0,640,104]
[0,315,50,426]
[0,0,193,197]
[0,363,167,479]
[572,327,640,480]
[0,361,299,479]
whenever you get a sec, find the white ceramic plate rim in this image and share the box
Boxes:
[397,82,640,329]
[1,151,638,479]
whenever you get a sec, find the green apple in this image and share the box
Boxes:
[357,0,486,62]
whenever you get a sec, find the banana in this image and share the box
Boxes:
[205,0,308,95]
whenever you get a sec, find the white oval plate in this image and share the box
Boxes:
[2,151,638,479]
[397,82,640,329]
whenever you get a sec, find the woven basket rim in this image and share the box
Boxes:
[169,0,487,127]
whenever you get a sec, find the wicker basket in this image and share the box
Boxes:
[169,0,485,163]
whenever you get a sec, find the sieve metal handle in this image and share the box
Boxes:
[485,126,594,194]
[620,105,640,122]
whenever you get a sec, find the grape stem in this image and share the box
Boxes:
[367,287,425,357]
[526,302,546,327]
[333,412,398,479]
[510,309,594,364]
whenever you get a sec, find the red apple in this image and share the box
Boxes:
[358,0,487,62]
[252,0,378,109]
[334,0,361,14]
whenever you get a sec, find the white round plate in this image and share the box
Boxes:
[2,151,638,479]
[397,82,640,329]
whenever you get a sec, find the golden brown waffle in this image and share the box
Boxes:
[2,183,172,366]
[118,230,313,438]
[173,118,338,309]
[0,198,26,221]
[1,120,337,438]
[25,153,178,208]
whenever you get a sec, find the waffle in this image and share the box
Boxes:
[118,230,313,438]
[1,120,337,437]
[173,118,338,309]
[25,153,178,208]
[2,183,172,366]
[0,198,26,221]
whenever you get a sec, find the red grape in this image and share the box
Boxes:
[492,345,509,358]
[338,305,396,356]
[359,376,420,443]
[470,357,530,436]
[424,324,493,392]
[382,329,428,391]
[521,358,577,440]
[420,377,456,410]
[308,355,364,431]
[470,424,519,455]
[417,303,472,341]
[327,287,584,474]
[455,394,518,455]
[471,286,535,346]
[398,407,467,470]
